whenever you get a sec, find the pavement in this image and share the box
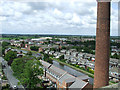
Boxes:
[0,57,25,89]
[0,57,2,90]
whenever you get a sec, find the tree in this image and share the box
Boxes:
[36,57,42,60]
[30,46,39,51]
[22,60,43,88]
[15,38,19,40]
[2,41,10,55]
[59,55,64,60]
[11,58,25,78]
[50,48,56,52]
[4,50,17,61]
[11,56,43,88]
[26,51,32,55]
[61,46,66,49]
[2,41,10,47]
[43,54,53,64]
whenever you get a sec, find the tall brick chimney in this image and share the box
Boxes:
[94,1,111,88]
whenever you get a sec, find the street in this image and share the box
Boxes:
[0,57,24,89]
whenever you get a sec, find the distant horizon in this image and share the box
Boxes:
[1,33,119,37]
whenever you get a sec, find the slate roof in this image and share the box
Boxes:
[40,60,89,89]
[49,65,67,77]
[59,73,75,84]
[40,60,51,69]
[77,75,89,80]
[69,78,88,89]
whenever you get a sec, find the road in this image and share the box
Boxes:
[0,57,24,89]
[0,57,2,90]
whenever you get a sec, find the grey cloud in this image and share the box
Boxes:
[28,2,50,10]
[1,1,118,36]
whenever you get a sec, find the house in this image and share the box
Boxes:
[91,58,95,62]
[45,50,49,54]
[60,50,66,54]
[28,41,34,45]
[86,62,95,70]
[78,53,84,59]
[69,49,76,52]
[64,55,71,60]
[17,54,24,58]
[54,52,59,57]
[38,48,43,52]
[70,57,78,64]
[25,44,28,48]
[49,51,54,55]
[78,59,87,66]
[5,48,11,54]
[66,51,71,55]
[72,52,78,57]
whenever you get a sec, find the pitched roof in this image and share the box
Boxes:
[40,60,51,69]
[77,75,89,80]
[49,65,67,77]
[40,60,89,89]
[59,73,75,84]
[69,78,88,89]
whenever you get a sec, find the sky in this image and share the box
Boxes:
[0,0,118,36]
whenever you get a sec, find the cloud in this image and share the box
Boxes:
[0,0,118,36]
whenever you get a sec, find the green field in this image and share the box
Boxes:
[0,37,10,40]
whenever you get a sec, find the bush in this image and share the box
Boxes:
[88,68,94,74]
[61,59,66,62]
[75,65,79,68]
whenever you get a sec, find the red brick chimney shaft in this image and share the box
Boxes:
[94,2,110,88]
